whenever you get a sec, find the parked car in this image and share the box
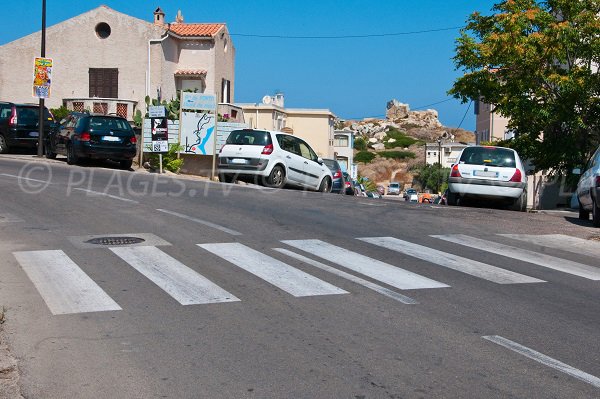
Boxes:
[575,145,600,226]
[45,112,137,169]
[218,128,333,192]
[353,180,367,196]
[366,191,381,199]
[0,101,55,153]
[376,185,385,196]
[447,145,527,211]
[342,172,354,195]
[322,158,345,194]
[387,182,401,195]
[403,188,417,201]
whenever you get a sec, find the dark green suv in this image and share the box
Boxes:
[0,101,55,153]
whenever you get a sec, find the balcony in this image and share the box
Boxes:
[62,98,138,121]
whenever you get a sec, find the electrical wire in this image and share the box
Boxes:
[457,101,473,129]
[230,26,462,40]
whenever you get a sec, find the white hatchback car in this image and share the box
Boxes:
[447,145,528,211]
[218,129,333,192]
[575,144,600,227]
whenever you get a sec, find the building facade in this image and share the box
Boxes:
[425,142,469,168]
[0,6,235,121]
[474,100,510,143]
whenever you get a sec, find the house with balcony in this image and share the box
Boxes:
[237,94,336,158]
[425,142,469,168]
[0,6,235,122]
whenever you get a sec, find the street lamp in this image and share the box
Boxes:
[37,0,47,157]
[437,138,442,194]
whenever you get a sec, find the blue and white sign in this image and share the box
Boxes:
[181,93,216,111]
[180,111,216,155]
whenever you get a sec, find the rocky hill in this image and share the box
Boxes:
[341,99,475,188]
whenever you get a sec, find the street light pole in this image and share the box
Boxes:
[437,138,442,194]
[37,0,47,157]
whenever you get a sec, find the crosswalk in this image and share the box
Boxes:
[10,234,600,316]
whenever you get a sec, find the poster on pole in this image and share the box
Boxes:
[32,57,53,99]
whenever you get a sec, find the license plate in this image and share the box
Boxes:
[102,136,121,142]
[231,158,248,164]
[29,131,39,137]
[474,170,498,178]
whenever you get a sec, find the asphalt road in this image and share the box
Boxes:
[0,155,599,399]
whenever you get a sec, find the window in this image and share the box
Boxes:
[89,68,118,98]
[116,103,128,118]
[334,135,349,147]
[93,102,108,115]
[95,23,111,39]
[73,102,84,112]
[221,79,231,103]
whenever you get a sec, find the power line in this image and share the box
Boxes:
[457,101,473,129]
[230,26,462,40]
[342,98,457,120]
[413,98,455,110]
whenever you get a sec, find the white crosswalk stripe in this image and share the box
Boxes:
[500,234,600,260]
[281,239,449,290]
[110,246,240,305]
[359,237,544,285]
[432,234,600,280]
[13,250,122,315]
[273,248,418,304]
[198,243,349,297]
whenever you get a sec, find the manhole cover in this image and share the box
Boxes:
[85,236,145,246]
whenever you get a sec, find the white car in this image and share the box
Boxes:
[575,144,600,227]
[218,129,333,192]
[447,145,527,211]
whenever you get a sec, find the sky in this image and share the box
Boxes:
[0,1,500,131]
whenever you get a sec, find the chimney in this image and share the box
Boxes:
[153,7,165,26]
[176,10,184,23]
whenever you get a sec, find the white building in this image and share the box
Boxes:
[425,142,469,167]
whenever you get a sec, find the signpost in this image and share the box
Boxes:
[149,106,168,173]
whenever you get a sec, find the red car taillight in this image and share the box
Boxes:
[450,164,461,177]
[8,108,17,127]
[79,132,91,142]
[130,135,137,144]
[509,168,522,182]
[333,169,342,179]
[261,144,273,155]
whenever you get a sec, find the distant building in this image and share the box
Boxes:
[425,142,469,168]
[474,100,511,143]
[332,130,354,173]
[0,6,235,120]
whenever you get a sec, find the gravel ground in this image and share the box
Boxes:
[0,309,23,399]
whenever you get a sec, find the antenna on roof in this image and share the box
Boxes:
[262,95,272,105]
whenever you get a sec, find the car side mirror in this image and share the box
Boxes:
[317,157,324,165]
[572,168,582,175]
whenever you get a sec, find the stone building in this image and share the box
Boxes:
[0,6,235,121]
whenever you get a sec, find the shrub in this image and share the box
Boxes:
[378,151,415,160]
[148,143,184,173]
[50,105,69,121]
[355,151,376,163]
[354,136,368,151]
[384,127,417,148]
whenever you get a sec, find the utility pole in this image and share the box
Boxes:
[437,138,442,194]
[37,0,47,157]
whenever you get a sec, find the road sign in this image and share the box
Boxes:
[148,106,166,118]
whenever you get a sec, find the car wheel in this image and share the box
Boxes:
[512,190,527,212]
[218,173,234,183]
[265,165,285,188]
[319,177,332,193]
[447,190,458,206]
[593,198,600,227]
[44,142,57,159]
[578,199,590,220]
[0,134,9,154]
[119,159,133,170]
[66,144,79,165]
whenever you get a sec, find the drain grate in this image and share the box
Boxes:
[85,236,145,246]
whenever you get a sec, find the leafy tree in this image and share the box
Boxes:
[50,105,69,122]
[413,164,450,193]
[450,0,600,173]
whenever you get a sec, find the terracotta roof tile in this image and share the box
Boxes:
[174,69,207,77]
[168,23,224,38]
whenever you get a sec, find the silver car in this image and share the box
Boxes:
[576,145,600,227]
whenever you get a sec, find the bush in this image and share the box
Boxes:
[355,151,376,163]
[354,136,368,151]
[378,151,415,160]
[384,127,417,148]
[50,105,69,121]
[148,143,184,173]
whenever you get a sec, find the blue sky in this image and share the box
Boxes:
[1,1,499,130]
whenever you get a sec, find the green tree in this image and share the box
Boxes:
[354,136,368,151]
[413,164,450,193]
[450,0,600,173]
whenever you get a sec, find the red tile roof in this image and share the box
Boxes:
[168,23,224,38]
[174,69,207,77]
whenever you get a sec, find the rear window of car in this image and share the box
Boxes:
[459,147,516,167]
[389,183,400,188]
[87,117,132,132]
[16,106,53,123]
[323,159,339,170]
[226,129,272,146]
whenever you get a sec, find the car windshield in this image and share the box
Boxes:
[226,130,271,146]
[459,147,516,167]
[390,183,399,188]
